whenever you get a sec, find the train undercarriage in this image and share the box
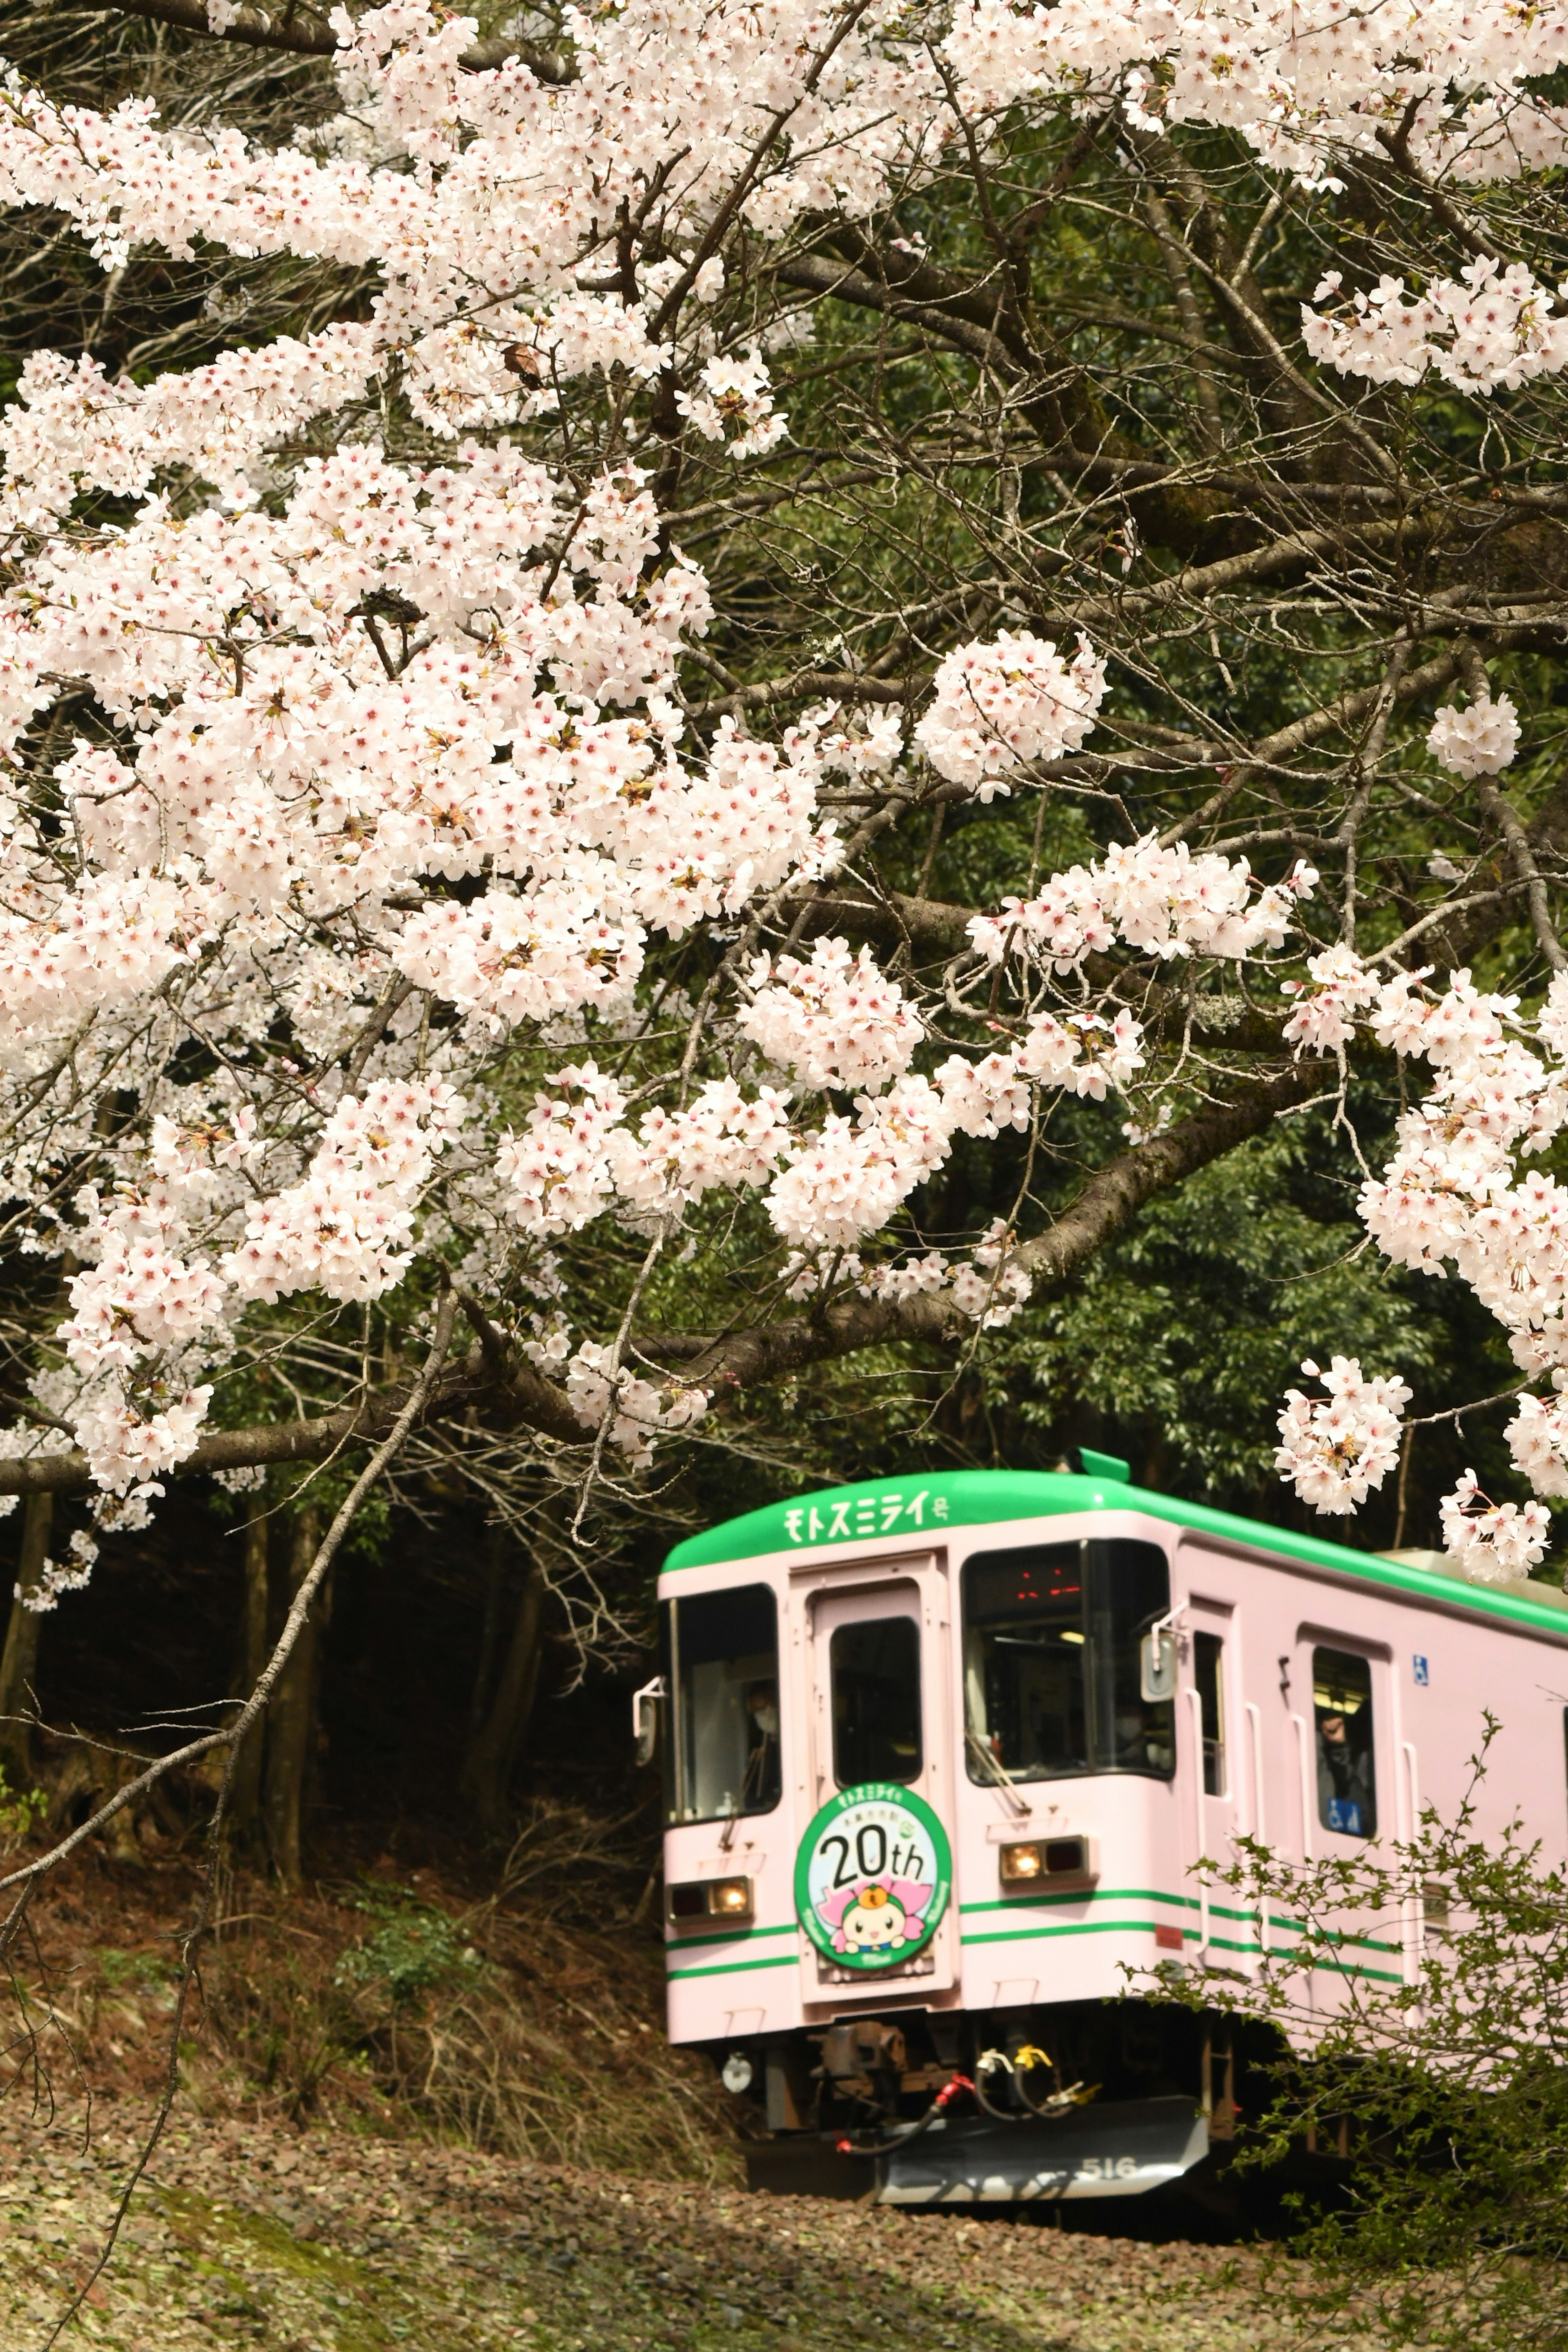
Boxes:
[699,1999,1303,2219]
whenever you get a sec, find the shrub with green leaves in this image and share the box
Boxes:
[1157,1724,1568,2350]
[0,1764,42,1854]
[333,1888,485,2010]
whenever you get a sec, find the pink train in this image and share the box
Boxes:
[640,1457,1568,2208]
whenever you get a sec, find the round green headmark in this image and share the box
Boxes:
[794,1783,952,1972]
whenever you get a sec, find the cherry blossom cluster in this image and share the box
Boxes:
[968,835,1315,971]
[0,0,947,427]
[1349,968,1568,1373]
[740,939,923,1091]
[808,702,905,780]
[1303,263,1568,395]
[494,996,1147,1274]
[1284,958,1568,1575]
[1281,943,1382,1054]
[519,1312,710,1470]
[561,1345,711,1472]
[1274,1356,1412,1516]
[226,1080,466,1306]
[21,1529,100,1615]
[1428,693,1523,780]
[674,354,787,459]
[763,1009,1145,1251]
[72,1380,217,1499]
[913,632,1107,795]
[953,1221,1036,1328]
[1,0,1564,1541]
[1506,1379,1568,1499]
[943,0,1568,189]
[498,1065,795,1238]
[1,328,379,524]
[1439,1471,1552,1584]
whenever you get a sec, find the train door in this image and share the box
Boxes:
[795,1555,958,2000]
[1179,1597,1238,1960]
[1287,1631,1387,1859]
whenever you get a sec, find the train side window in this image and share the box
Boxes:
[661,1584,781,1826]
[1313,1647,1376,1839]
[1194,1631,1226,1797]
[831,1616,922,1786]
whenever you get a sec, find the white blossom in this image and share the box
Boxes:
[1440,1470,1552,1584]
[2,0,1564,1559]
[740,939,922,1091]
[1274,1356,1412,1515]
[1506,1382,1568,1498]
[1428,694,1522,779]
[1304,263,1568,396]
[914,631,1107,795]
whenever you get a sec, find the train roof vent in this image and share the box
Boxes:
[1065,1447,1131,1483]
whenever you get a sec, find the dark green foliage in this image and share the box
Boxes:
[332,1883,485,2007]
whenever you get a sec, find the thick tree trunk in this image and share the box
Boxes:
[227,1509,271,1851]
[263,1504,321,1886]
[0,1493,53,1787]
[461,1547,545,1835]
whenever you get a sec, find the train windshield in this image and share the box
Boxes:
[963,1539,1175,1784]
[661,1583,782,1826]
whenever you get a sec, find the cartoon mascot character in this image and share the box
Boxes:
[820,1875,933,1959]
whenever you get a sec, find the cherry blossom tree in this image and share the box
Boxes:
[1,0,1568,1940]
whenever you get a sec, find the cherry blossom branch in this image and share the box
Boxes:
[99,0,573,76]
[1476,773,1568,973]
[670,1062,1326,1395]
[1372,114,1496,265]
[0,1323,582,1499]
[0,1060,1325,1511]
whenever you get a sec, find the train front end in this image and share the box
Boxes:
[650,1466,1233,2208]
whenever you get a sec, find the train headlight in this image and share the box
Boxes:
[1000,1835,1096,1888]
[666,1875,755,1927]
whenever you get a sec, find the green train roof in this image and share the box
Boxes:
[662,1465,1568,1642]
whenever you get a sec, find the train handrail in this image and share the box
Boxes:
[1401,1740,1421,1989]
[1185,1684,1211,1956]
[1291,1711,1315,1862]
[1245,1700,1269,1956]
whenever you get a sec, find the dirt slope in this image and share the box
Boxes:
[0,2110,1293,2352]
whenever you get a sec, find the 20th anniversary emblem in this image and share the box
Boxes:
[794,1784,952,1971]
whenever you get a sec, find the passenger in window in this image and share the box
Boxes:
[1116,1709,1173,1774]
[742,1679,781,1808]
[1317,1709,1374,1836]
